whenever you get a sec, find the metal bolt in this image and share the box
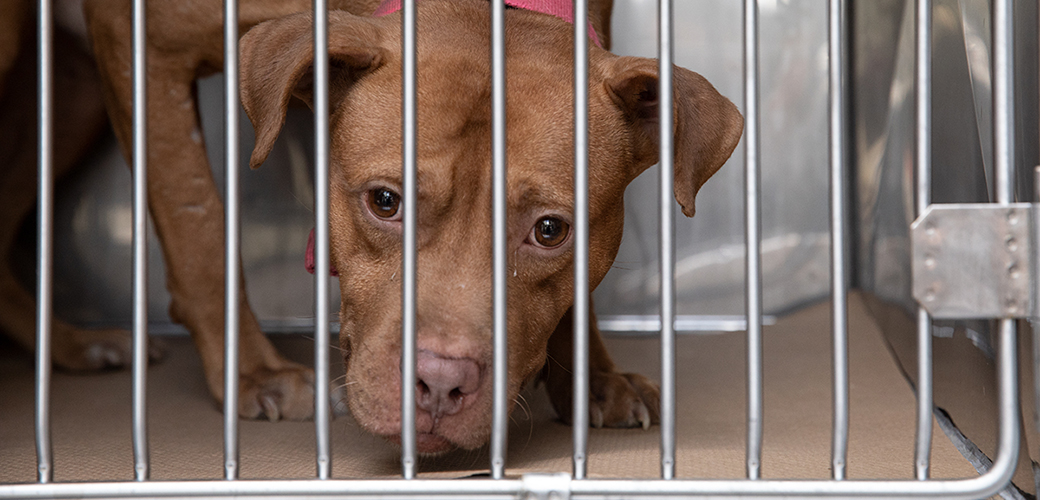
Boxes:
[1006,235,1018,252]
[924,254,937,269]
[1006,298,1019,314]
[1007,210,1019,226]
[923,287,937,303]
[1008,263,1021,280]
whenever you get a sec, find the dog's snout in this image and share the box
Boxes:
[415,350,482,419]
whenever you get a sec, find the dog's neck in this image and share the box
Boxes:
[372,0,603,48]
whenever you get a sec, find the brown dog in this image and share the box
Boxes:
[239,0,741,452]
[3,0,741,453]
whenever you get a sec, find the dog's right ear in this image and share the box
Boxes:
[240,11,386,169]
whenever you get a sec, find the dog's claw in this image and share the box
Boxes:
[261,395,281,422]
[591,405,604,429]
[237,363,319,421]
[584,371,660,429]
[56,329,167,371]
[637,402,651,430]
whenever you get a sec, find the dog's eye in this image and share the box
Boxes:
[368,188,401,219]
[530,217,570,248]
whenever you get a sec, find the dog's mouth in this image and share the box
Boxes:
[377,403,493,455]
[385,429,459,455]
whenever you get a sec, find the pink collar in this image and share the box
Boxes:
[306,229,340,276]
[372,0,603,48]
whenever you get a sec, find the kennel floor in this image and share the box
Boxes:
[0,293,977,482]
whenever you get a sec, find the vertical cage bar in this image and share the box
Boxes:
[658,0,676,482]
[827,0,849,481]
[489,0,509,481]
[221,0,240,480]
[400,0,418,480]
[993,0,1014,206]
[572,0,590,482]
[34,0,54,484]
[312,0,332,480]
[131,0,151,482]
[993,2,1017,442]
[1035,167,1040,421]
[913,0,933,481]
[742,0,763,482]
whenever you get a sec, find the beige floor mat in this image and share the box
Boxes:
[0,294,977,483]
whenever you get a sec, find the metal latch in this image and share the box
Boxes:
[519,473,571,500]
[912,203,1036,318]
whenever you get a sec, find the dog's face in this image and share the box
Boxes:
[241,0,742,453]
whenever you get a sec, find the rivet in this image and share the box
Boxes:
[924,254,937,269]
[1006,235,1019,252]
[1007,210,1019,225]
[1005,296,1019,313]
[1008,263,1021,280]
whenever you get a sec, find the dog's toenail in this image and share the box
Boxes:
[638,404,651,430]
[261,395,281,422]
[591,406,604,428]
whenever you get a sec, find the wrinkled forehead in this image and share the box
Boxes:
[333,7,589,190]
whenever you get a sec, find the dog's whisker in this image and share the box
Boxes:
[513,393,532,421]
[333,380,360,391]
[543,353,573,377]
[293,332,345,352]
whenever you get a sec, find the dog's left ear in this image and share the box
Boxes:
[605,57,743,217]
[240,11,387,169]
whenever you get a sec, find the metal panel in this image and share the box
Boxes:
[854,0,1038,493]
[912,204,1033,319]
[598,0,831,323]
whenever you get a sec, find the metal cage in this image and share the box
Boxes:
[0,0,1034,498]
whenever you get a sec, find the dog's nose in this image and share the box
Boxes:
[415,350,481,419]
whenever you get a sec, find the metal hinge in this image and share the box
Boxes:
[912,203,1036,318]
[518,473,571,500]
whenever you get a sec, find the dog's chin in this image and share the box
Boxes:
[385,432,459,455]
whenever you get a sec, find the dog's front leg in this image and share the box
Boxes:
[543,300,660,429]
[85,4,317,421]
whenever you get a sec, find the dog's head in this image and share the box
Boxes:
[241,0,742,454]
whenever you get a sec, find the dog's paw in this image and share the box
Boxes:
[53,328,166,371]
[589,371,660,430]
[238,363,319,422]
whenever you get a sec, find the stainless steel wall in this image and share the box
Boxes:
[598,0,831,321]
[853,0,1038,492]
[40,76,328,333]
